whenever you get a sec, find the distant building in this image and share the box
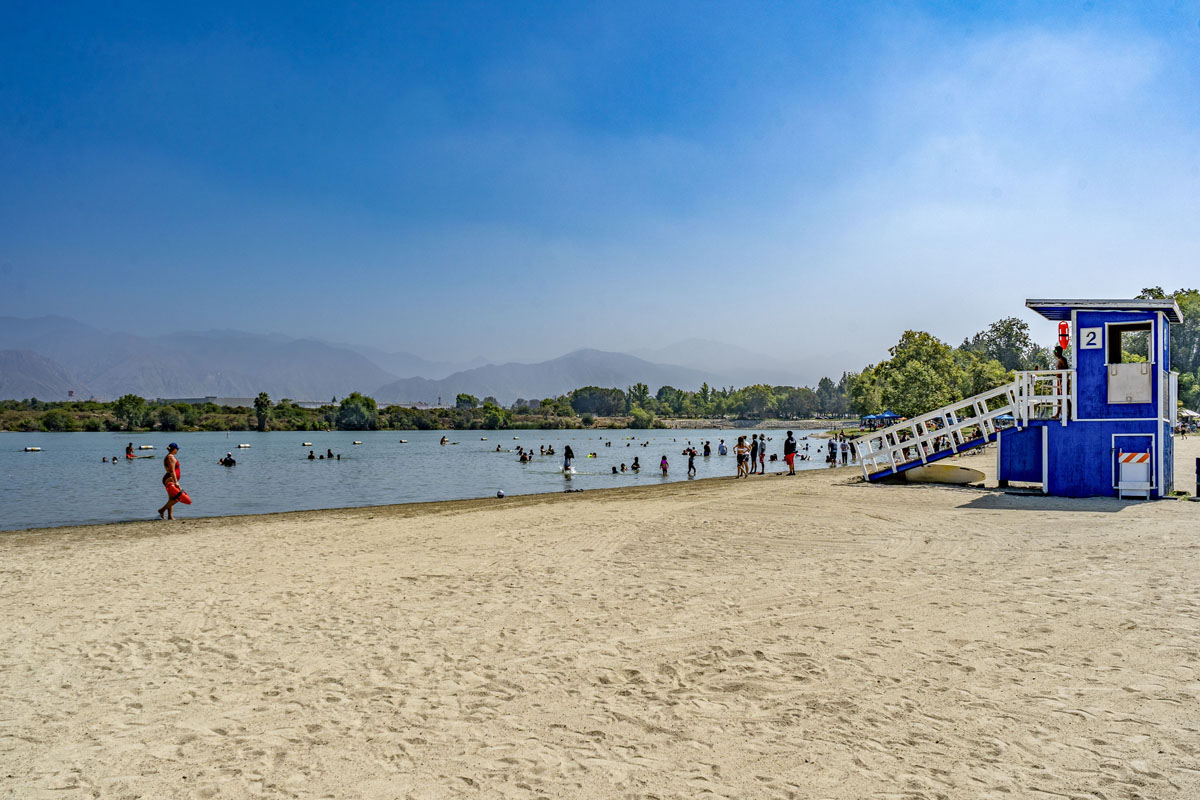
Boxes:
[157,396,329,409]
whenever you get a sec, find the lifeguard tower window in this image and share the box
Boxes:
[1106,322,1152,364]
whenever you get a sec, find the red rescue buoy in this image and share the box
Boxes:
[1057,321,1070,350]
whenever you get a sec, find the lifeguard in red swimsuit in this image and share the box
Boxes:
[157,443,191,519]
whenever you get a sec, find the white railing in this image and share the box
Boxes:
[853,382,1019,478]
[1013,369,1073,427]
[854,369,1075,479]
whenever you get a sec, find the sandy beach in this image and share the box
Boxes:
[3,438,1199,799]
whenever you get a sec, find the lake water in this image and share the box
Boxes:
[0,428,839,531]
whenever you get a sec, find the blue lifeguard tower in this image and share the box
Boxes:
[853,298,1183,499]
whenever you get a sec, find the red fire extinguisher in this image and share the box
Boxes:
[1057,321,1070,350]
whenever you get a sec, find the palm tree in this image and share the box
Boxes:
[254,392,271,432]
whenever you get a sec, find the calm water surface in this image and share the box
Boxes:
[0,429,837,531]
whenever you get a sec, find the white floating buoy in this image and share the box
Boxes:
[237,444,251,448]
[480,437,487,441]
[352,441,363,445]
[138,445,154,450]
[513,436,519,440]
[23,446,42,452]
[399,439,408,443]
[302,442,313,446]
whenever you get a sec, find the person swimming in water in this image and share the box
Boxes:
[631,456,640,471]
[308,449,316,460]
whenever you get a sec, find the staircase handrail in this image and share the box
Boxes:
[852,381,1019,478]
[853,369,1075,479]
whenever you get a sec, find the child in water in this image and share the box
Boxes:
[660,455,669,476]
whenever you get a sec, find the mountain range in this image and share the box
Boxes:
[0,316,813,404]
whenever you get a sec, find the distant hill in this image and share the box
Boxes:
[0,350,90,401]
[336,343,490,380]
[632,338,814,387]
[0,317,398,401]
[0,316,820,404]
[374,348,725,405]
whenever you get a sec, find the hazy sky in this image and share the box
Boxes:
[1,1,1197,379]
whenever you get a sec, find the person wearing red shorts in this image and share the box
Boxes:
[157,442,191,519]
[783,430,797,475]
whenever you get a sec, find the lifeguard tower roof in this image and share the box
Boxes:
[1026,298,1182,324]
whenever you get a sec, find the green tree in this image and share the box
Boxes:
[569,386,627,416]
[874,331,963,417]
[741,384,774,418]
[882,360,958,418]
[815,377,840,415]
[627,382,650,408]
[1140,287,1200,373]
[847,368,883,416]
[254,392,272,432]
[629,406,656,429]
[156,405,183,431]
[337,392,379,430]
[480,401,511,429]
[455,393,479,409]
[113,394,148,431]
[40,408,78,431]
[960,316,1040,371]
[955,351,1012,398]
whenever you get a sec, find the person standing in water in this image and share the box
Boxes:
[157,443,186,520]
[749,434,759,475]
[563,445,575,471]
[660,455,669,476]
[687,448,696,477]
[734,436,750,478]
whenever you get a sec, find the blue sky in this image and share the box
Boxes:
[1,1,1198,380]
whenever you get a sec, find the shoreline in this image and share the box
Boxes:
[3,464,852,539]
